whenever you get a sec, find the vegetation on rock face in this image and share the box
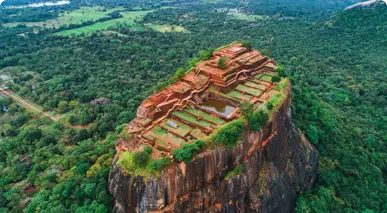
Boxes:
[271,75,281,83]
[172,140,206,162]
[132,146,152,168]
[276,64,287,78]
[247,111,269,131]
[118,147,171,176]
[224,164,244,181]
[212,120,244,148]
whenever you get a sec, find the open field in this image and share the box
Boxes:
[56,10,153,36]
[57,13,187,35]
[3,6,188,35]
[3,6,125,28]
[230,12,268,21]
[147,24,187,32]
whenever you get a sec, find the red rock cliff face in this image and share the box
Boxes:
[109,85,318,213]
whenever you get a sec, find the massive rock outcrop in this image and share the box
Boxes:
[109,84,318,213]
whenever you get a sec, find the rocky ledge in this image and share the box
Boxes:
[109,85,318,213]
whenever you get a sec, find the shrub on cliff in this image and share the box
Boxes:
[271,75,281,83]
[199,49,214,60]
[213,120,244,148]
[242,41,253,49]
[172,140,206,162]
[148,157,172,170]
[276,64,288,77]
[248,111,269,131]
[132,146,153,168]
[266,102,274,111]
[224,164,244,180]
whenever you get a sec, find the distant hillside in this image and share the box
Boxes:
[329,2,387,41]
[345,0,387,10]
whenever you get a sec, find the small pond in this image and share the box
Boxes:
[200,99,235,117]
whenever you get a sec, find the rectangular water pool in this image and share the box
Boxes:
[200,99,236,117]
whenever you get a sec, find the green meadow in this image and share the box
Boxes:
[147,24,187,33]
[230,12,267,21]
[3,6,125,28]
[56,10,153,36]
[56,10,188,36]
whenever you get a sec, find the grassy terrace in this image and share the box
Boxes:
[268,90,280,99]
[190,128,207,139]
[260,74,272,82]
[160,119,192,137]
[136,117,152,126]
[172,111,213,129]
[185,108,225,125]
[227,90,253,101]
[208,87,241,103]
[246,80,267,90]
[254,73,263,79]
[235,84,263,96]
[145,126,186,147]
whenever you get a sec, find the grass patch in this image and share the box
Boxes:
[149,126,186,147]
[3,6,125,29]
[185,108,225,125]
[118,150,171,177]
[146,24,187,32]
[224,164,244,180]
[273,78,289,92]
[230,12,267,22]
[56,10,153,36]
[208,87,241,103]
[190,128,207,139]
[172,140,206,162]
[172,111,213,128]
[236,84,263,96]
[244,81,265,90]
[260,74,272,82]
[254,73,264,79]
[227,90,253,101]
[210,120,244,148]
[12,93,43,111]
[160,119,192,137]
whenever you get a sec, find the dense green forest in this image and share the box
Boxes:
[0,0,386,212]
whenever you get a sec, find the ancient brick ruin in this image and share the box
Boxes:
[117,43,280,159]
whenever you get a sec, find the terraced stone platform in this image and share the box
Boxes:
[117,43,280,159]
